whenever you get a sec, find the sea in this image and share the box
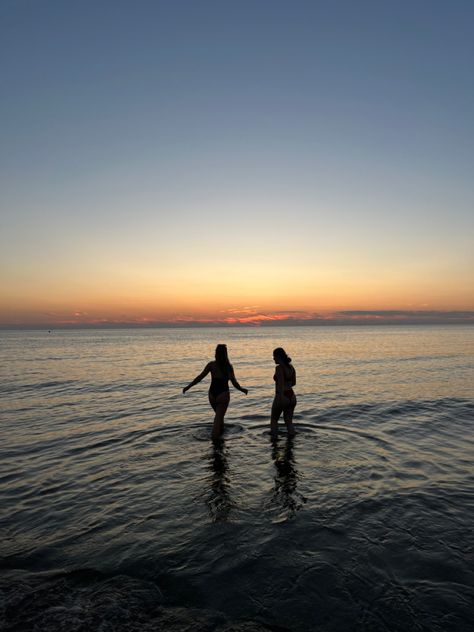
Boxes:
[0,325,473,632]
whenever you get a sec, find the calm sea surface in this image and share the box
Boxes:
[1,326,473,631]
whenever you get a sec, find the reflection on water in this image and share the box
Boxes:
[271,436,306,520]
[205,440,233,522]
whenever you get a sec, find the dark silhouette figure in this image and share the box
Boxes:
[271,437,305,518]
[205,441,233,522]
[271,347,297,438]
[183,344,248,441]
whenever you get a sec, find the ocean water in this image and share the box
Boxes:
[0,325,473,632]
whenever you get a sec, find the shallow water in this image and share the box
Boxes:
[1,326,473,631]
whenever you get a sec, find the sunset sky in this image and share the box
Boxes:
[1,1,473,326]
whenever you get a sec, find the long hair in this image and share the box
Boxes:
[215,344,231,377]
[273,347,292,366]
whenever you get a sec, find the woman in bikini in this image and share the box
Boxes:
[183,344,248,441]
[271,347,297,438]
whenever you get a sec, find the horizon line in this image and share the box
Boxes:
[1,310,473,330]
[2,320,474,331]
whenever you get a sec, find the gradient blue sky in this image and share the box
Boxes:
[1,0,473,325]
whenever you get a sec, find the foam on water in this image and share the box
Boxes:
[0,326,473,631]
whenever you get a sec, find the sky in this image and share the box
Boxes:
[1,0,473,327]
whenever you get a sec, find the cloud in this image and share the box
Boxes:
[2,309,473,329]
[221,306,260,315]
[170,309,323,326]
[335,310,474,323]
[166,310,474,326]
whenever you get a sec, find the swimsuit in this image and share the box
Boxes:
[209,376,229,397]
[274,367,296,401]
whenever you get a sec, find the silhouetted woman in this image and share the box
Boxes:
[271,347,296,438]
[183,344,248,441]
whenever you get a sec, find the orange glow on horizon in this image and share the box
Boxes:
[1,256,473,326]
[1,302,473,327]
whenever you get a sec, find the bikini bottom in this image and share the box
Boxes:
[209,387,230,399]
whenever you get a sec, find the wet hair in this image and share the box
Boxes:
[273,347,292,366]
[215,344,231,377]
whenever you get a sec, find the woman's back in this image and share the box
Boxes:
[210,360,231,379]
[209,360,231,397]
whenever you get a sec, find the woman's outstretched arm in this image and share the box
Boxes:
[183,363,211,393]
[229,366,248,395]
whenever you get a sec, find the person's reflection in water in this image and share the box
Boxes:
[205,439,233,522]
[271,437,306,519]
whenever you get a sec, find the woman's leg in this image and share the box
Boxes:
[271,398,283,437]
[283,396,297,436]
[209,391,230,442]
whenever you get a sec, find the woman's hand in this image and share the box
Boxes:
[182,386,189,394]
[241,388,248,395]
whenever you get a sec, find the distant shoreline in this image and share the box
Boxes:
[1,321,473,331]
